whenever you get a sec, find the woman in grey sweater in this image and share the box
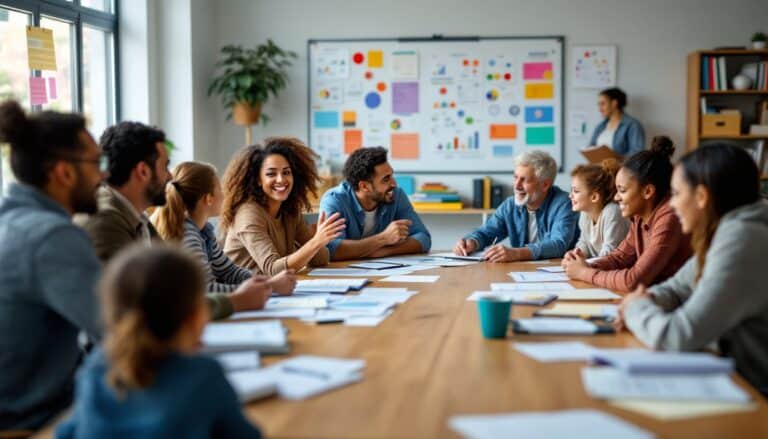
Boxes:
[618,144,768,393]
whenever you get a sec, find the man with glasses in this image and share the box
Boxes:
[77,121,273,320]
[0,101,105,430]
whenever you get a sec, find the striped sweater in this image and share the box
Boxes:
[183,219,252,293]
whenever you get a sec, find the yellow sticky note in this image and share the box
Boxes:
[525,83,554,99]
[26,26,57,71]
[368,50,383,68]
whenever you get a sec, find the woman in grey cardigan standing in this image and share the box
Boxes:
[617,144,768,394]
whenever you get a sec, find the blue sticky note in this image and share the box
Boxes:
[524,106,554,123]
[314,111,339,128]
[395,175,415,195]
[492,145,515,157]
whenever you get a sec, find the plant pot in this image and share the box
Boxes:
[752,41,767,50]
[232,102,262,126]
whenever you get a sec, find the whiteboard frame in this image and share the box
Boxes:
[307,35,565,174]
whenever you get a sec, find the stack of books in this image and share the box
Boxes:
[701,56,728,91]
[410,183,463,210]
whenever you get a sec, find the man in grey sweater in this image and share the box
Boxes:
[623,200,768,393]
[0,102,105,430]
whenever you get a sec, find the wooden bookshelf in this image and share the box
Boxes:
[686,49,768,150]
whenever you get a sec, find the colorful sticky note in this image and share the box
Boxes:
[523,62,553,80]
[342,111,357,127]
[489,124,517,139]
[524,83,554,99]
[392,82,419,115]
[526,126,555,145]
[29,77,48,105]
[524,106,554,123]
[492,145,515,157]
[26,26,57,71]
[368,50,383,68]
[390,133,419,159]
[344,129,363,154]
[47,77,57,99]
[313,111,339,129]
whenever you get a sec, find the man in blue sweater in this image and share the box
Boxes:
[454,150,578,262]
[0,101,106,430]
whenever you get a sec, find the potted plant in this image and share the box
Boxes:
[208,40,297,144]
[752,32,767,50]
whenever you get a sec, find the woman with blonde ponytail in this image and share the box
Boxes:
[56,245,262,437]
[563,158,630,262]
[151,161,296,294]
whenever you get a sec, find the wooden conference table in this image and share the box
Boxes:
[242,260,768,439]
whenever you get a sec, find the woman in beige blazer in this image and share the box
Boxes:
[220,137,345,275]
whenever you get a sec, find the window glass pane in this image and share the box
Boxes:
[82,25,114,139]
[80,0,112,13]
[40,16,75,113]
[0,7,32,195]
[0,7,32,105]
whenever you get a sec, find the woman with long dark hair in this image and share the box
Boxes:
[617,143,768,394]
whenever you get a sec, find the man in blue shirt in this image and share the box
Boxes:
[320,147,431,260]
[454,150,578,262]
[0,101,106,430]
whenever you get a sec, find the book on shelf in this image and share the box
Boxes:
[482,176,492,209]
[411,201,463,211]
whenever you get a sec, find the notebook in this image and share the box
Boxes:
[512,318,614,335]
[467,291,557,306]
[590,350,734,375]
[201,320,289,354]
[226,369,278,402]
[534,304,618,320]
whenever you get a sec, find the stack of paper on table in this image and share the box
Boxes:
[536,266,566,273]
[226,368,279,402]
[508,272,570,282]
[229,308,317,320]
[534,303,618,320]
[430,251,485,262]
[295,278,369,294]
[553,289,621,301]
[299,296,399,326]
[272,355,365,400]
[381,275,439,283]
[449,409,654,439]
[590,350,734,374]
[358,287,419,303]
[512,318,614,335]
[491,282,574,291]
[215,351,261,372]
[467,291,556,306]
[581,367,750,403]
[377,255,475,267]
[201,320,289,354]
[513,341,598,362]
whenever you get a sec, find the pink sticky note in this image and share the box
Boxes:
[48,77,57,100]
[29,77,48,105]
[523,62,553,80]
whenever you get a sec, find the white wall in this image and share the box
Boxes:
[132,0,768,248]
[204,0,767,190]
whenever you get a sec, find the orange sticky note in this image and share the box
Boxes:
[525,83,554,99]
[368,50,383,68]
[391,133,419,159]
[489,124,517,139]
[342,111,356,127]
[344,129,363,154]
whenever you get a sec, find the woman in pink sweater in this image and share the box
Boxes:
[563,136,692,293]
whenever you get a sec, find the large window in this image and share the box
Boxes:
[0,0,118,194]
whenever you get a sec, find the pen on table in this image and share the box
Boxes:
[482,237,499,261]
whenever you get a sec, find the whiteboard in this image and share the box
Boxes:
[308,36,564,173]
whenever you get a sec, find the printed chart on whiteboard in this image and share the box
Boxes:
[308,37,564,173]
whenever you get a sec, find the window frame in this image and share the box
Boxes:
[0,0,120,119]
